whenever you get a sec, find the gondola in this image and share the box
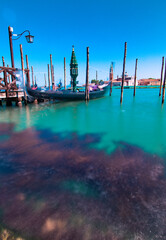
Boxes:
[27,84,109,101]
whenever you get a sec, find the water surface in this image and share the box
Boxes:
[0,88,166,240]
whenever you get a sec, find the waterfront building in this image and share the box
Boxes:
[138,78,160,86]
[105,71,137,86]
[113,73,137,86]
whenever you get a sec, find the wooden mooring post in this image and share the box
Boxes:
[110,62,113,96]
[50,54,55,89]
[31,66,34,87]
[26,55,30,88]
[52,65,55,89]
[48,64,50,90]
[120,42,127,104]
[44,73,47,87]
[8,26,15,69]
[162,59,166,104]
[35,76,37,86]
[159,56,164,97]
[2,57,10,103]
[33,75,38,104]
[64,57,66,90]
[133,58,138,97]
[2,56,4,66]
[20,44,27,105]
[85,47,89,101]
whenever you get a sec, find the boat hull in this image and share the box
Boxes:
[27,85,109,101]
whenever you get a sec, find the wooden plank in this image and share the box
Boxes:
[0,66,20,71]
[0,90,24,99]
[0,83,6,87]
[7,65,11,84]
[6,69,17,79]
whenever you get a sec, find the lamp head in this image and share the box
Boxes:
[25,34,34,43]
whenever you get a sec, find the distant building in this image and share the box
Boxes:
[104,66,160,87]
[138,78,160,86]
[104,72,138,87]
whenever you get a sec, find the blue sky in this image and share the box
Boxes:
[1,0,166,86]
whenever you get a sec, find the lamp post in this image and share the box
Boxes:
[8,26,34,69]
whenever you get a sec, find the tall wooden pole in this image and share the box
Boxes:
[120,42,127,104]
[31,66,34,87]
[50,54,54,89]
[8,26,15,69]
[48,64,50,90]
[162,59,166,104]
[2,57,9,98]
[44,73,47,87]
[2,56,5,66]
[20,44,27,104]
[52,65,55,89]
[85,47,89,101]
[26,55,30,88]
[96,70,98,82]
[133,58,138,97]
[64,57,66,90]
[110,63,113,96]
[35,76,37,86]
[159,57,164,97]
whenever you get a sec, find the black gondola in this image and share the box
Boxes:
[27,84,109,101]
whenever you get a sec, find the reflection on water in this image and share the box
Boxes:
[0,123,166,240]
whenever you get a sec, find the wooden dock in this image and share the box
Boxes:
[0,51,30,106]
[0,89,24,99]
[0,89,25,106]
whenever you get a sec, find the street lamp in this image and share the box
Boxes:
[8,26,34,68]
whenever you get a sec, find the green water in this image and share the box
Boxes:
[0,88,166,240]
[0,88,166,157]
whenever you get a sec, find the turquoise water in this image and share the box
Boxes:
[0,88,166,240]
[0,88,166,156]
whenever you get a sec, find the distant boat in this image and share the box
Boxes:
[27,84,109,101]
